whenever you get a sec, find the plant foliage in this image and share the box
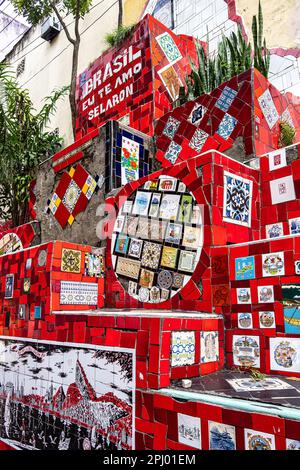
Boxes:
[11,0,92,25]
[279,121,296,148]
[0,63,68,227]
[252,0,270,79]
[176,1,269,106]
[104,24,135,48]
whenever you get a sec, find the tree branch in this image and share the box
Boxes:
[74,0,81,42]
[51,2,75,45]
[118,0,123,28]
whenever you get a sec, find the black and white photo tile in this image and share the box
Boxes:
[0,337,135,450]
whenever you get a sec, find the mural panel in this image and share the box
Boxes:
[0,337,135,451]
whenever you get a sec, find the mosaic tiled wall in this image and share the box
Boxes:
[104,151,260,311]
[254,69,300,156]
[0,310,223,396]
[136,390,300,450]
[0,221,40,256]
[260,142,300,236]
[4,12,300,451]
[34,122,153,246]
[105,121,153,192]
[211,235,300,377]
[75,15,201,140]
[0,241,105,338]
[155,68,300,167]
[155,70,254,165]
[144,0,300,99]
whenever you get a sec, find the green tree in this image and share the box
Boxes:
[11,0,92,139]
[0,63,68,227]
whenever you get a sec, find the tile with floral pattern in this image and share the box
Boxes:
[165,141,182,164]
[217,113,237,140]
[163,116,181,139]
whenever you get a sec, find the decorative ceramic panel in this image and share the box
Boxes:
[268,148,287,171]
[289,217,300,235]
[223,171,253,227]
[258,88,279,129]
[217,113,237,140]
[259,311,276,328]
[281,108,295,128]
[4,275,14,299]
[171,331,195,367]
[47,164,100,228]
[189,129,209,152]
[113,125,151,189]
[111,175,203,303]
[158,64,183,101]
[208,422,236,450]
[295,261,300,275]
[61,248,81,273]
[215,86,238,112]
[187,104,207,126]
[115,257,141,280]
[286,439,300,450]
[164,141,182,164]
[270,175,296,205]
[265,222,283,239]
[244,428,275,450]
[227,377,294,392]
[18,304,27,320]
[235,256,255,280]
[162,116,181,139]
[233,335,260,368]
[0,337,134,450]
[84,252,105,278]
[284,307,300,334]
[60,281,98,305]
[178,414,201,449]
[257,285,274,303]
[200,331,219,363]
[237,288,251,304]
[262,252,285,277]
[238,312,253,329]
[0,233,22,256]
[282,282,299,304]
[38,249,47,267]
[156,32,182,65]
[270,337,300,373]
[282,284,300,333]
[132,191,152,216]
[34,306,42,319]
[121,136,140,185]
[23,278,31,294]
[159,194,181,219]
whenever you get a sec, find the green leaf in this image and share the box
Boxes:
[0,63,66,226]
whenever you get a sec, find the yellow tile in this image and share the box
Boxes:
[68,214,75,225]
[69,167,75,178]
[82,182,89,194]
